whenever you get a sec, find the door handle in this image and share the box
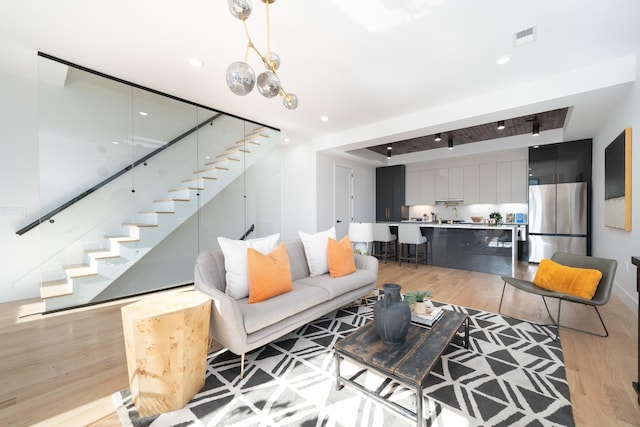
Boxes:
[336,220,342,223]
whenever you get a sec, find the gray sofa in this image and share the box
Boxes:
[194,238,378,376]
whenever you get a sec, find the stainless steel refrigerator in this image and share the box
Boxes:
[528,182,587,263]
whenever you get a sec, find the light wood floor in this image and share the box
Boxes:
[1,261,638,426]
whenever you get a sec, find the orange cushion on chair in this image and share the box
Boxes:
[327,236,357,278]
[533,258,603,299]
[247,243,293,303]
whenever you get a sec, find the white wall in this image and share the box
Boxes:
[0,64,41,302]
[315,151,376,230]
[592,54,640,311]
[281,144,376,241]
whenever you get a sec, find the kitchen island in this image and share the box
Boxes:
[383,222,518,276]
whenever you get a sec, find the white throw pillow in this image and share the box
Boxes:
[298,226,336,277]
[218,233,280,299]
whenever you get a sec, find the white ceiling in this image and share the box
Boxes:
[1,0,639,164]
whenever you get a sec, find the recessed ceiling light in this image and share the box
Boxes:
[321,116,329,122]
[139,111,148,116]
[189,57,204,68]
[496,56,511,65]
[283,137,291,143]
[112,141,119,145]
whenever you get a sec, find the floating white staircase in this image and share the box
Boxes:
[40,132,275,312]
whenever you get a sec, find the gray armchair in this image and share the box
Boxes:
[499,252,618,340]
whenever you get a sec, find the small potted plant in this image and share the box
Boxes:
[404,290,432,314]
[489,211,503,226]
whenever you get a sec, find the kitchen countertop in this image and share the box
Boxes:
[387,221,521,230]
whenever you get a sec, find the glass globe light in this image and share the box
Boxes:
[263,51,280,71]
[256,71,281,98]
[283,93,298,109]
[225,61,255,96]
[228,0,252,21]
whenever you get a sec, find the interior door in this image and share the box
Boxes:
[335,165,353,239]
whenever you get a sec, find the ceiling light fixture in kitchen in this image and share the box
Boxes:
[225,0,298,109]
[387,144,392,159]
[532,123,540,136]
[497,120,505,130]
[448,138,454,150]
[434,133,442,142]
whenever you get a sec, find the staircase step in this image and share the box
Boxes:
[107,235,140,243]
[65,263,95,278]
[223,146,251,154]
[194,166,228,174]
[40,279,72,299]
[205,156,240,166]
[122,223,159,228]
[86,249,119,259]
[181,177,209,187]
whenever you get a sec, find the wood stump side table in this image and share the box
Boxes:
[121,291,211,417]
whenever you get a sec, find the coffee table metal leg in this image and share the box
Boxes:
[334,352,342,391]
[464,317,469,349]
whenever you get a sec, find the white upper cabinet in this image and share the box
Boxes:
[421,170,436,204]
[435,168,449,201]
[496,160,528,203]
[448,167,464,199]
[510,159,527,203]
[463,164,480,204]
[479,163,497,203]
[405,169,436,205]
[403,149,527,205]
[496,161,512,203]
[405,170,420,206]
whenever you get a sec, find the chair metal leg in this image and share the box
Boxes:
[543,296,609,339]
[502,281,609,340]
[498,282,508,314]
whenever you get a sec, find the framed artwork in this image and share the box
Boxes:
[604,128,632,230]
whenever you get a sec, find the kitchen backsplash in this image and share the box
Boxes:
[407,203,528,223]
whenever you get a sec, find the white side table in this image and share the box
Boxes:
[121,291,211,417]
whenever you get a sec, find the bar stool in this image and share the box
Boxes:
[372,223,397,263]
[398,224,427,268]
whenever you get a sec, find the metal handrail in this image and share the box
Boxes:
[239,224,255,240]
[16,113,222,235]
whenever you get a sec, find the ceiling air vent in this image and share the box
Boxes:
[514,26,536,47]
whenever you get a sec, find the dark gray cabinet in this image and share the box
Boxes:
[528,139,592,184]
[376,165,405,221]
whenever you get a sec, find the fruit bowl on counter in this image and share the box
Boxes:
[470,216,484,223]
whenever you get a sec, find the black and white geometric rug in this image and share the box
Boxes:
[113,299,574,427]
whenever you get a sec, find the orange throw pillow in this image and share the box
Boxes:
[247,243,293,303]
[327,236,357,278]
[533,258,603,299]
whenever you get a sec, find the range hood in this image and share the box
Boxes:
[435,199,463,207]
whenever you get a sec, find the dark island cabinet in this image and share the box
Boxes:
[529,139,592,184]
[376,165,405,221]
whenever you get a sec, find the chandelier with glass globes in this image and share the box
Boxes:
[225,0,298,110]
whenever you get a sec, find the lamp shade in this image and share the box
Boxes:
[348,222,373,243]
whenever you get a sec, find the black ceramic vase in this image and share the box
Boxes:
[373,283,411,345]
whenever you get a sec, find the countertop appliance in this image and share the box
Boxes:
[528,182,587,263]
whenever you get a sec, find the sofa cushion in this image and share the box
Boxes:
[327,236,357,278]
[296,269,377,300]
[247,243,293,304]
[299,226,336,277]
[218,233,280,299]
[239,283,330,334]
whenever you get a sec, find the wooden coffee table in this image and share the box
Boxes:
[334,310,469,427]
